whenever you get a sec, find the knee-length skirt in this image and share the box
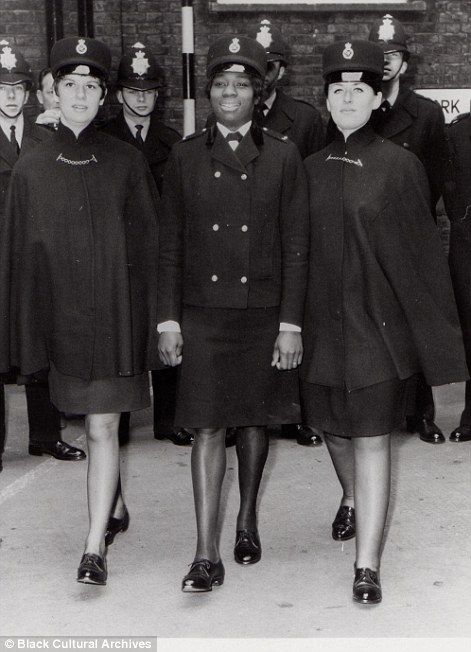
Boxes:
[175,306,301,428]
[301,376,411,438]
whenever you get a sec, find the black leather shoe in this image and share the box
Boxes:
[332,505,356,541]
[29,439,86,460]
[154,428,194,446]
[407,417,445,444]
[234,529,261,565]
[77,553,107,585]
[353,567,382,604]
[296,425,323,446]
[225,427,238,447]
[449,424,471,442]
[105,506,130,546]
[182,559,225,592]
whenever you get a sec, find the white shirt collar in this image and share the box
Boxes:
[217,121,252,140]
[124,114,150,142]
[0,112,25,147]
[263,90,277,113]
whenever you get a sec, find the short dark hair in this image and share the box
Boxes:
[38,67,52,91]
[53,66,107,99]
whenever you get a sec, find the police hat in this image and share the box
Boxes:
[323,40,384,81]
[249,19,288,65]
[206,35,267,79]
[118,42,160,90]
[368,14,409,55]
[0,40,33,87]
[50,37,112,79]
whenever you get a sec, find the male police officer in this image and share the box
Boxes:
[35,67,60,127]
[444,111,471,442]
[101,42,191,446]
[0,39,85,469]
[368,15,448,444]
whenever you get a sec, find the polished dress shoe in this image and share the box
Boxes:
[225,427,238,447]
[234,529,261,565]
[353,567,382,604]
[77,553,107,585]
[296,425,323,446]
[181,559,225,592]
[28,439,86,460]
[449,424,471,442]
[105,506,130,546]
[407,417,445,444]
[154,428,194,446]
[332,505,355,541]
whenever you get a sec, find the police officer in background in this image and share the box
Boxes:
[247,19,324,447]
[101,42,192,447]
[35,67,60,128]
[444,111,471,442]
[0,39,85,470]
[368,14,449,444]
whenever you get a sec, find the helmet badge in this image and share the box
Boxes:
[76,39,87,55]
[378,15,396,42]
[0,45,17,72]
[342,42,354,60]
[131,50,150,76]
[256,22,273,49]
[229,38,240,54]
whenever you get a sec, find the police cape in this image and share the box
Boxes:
[301,125,468,391]
[0,123,160,381]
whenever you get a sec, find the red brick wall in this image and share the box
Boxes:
[1,1,469,131]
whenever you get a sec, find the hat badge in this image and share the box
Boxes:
[229,38,241,54]
[256,22,273,49]
[378,15,395,42]
[131,50,150,77]
[0,44,17,72]
[76,39,88,55]
[342,42,354,60]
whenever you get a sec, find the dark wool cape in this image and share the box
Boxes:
[0,123,160,381]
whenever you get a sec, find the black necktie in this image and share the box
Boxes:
[262,103,270,116]
[380,100,391,114]
[225,131,243,149]
[135,124,144,148]
[10,125,19,155]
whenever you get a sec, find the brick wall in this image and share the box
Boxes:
[1,1,469,131]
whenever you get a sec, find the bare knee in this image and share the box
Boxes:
[194,428,226,444]
[86,413,120,443]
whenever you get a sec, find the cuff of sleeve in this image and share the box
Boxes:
[157,320,181,333]
[279,322,302,332]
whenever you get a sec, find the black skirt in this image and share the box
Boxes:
[175,306,301,428]
[301,377,410,438]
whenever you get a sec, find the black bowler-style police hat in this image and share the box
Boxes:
[368,14,409,56]
[322,40,384,82]
[0,40,33,87]
[206,35,267,79]
[249,19,288,65]
[118,42,160,90]
[50,37,112,79]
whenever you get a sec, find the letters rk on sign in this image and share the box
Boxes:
[415,88,471,124]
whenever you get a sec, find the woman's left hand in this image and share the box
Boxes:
[271,332,303,370]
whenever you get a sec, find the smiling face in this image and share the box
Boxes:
[56,74,105,131]
[327,80,382,135]
[210,71,255,131]
[0,82,29,119]
[117,87,158,118]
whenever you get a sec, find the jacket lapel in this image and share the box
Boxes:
[0,126,18,168]
[375,89,416,139]
[264,91,294,135]
[211,129,251,173]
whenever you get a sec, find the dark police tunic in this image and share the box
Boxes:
[158,125,309,428]
[0,123,160,412]
[444,113,471,425]
[263,90,325,160]
[301,125,467,437]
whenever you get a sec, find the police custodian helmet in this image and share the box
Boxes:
[249,19,288,65]
[323,40,384,85]
[118,42,160,90]
[50,36,112,80]
[368,14,410,59]
[206,35,267,79]
[0,40,33,87]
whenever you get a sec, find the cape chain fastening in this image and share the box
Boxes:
[56,153,98,165]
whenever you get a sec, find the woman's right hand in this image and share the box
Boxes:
[158,332,183,367]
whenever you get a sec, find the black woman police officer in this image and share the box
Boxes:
[444,111,471,442]
[301,39,466,603]
[368,14,449,445]
[158,35,309,592]
[0,39,84,470]
[0,36,160,585]
[101,42,192,447]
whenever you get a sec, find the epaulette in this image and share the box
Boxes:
[181,128,208,142]
[262,126,290,143]
[450,112,470,125]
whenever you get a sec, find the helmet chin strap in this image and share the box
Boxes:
[0,107,23,120]
[121,92,155,118]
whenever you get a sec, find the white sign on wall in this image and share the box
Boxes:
[415,88,471,124]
